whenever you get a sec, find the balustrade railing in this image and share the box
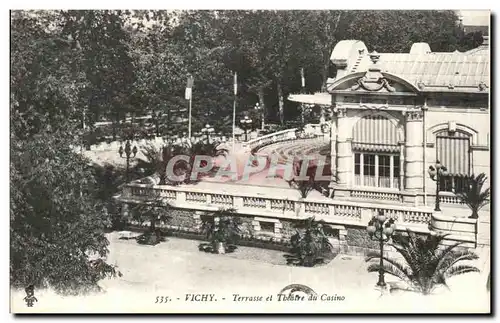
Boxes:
[244,123,325,152]
[350,188,402,202]
[439,192,465,205]
[120,183,435,230]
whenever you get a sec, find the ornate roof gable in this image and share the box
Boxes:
[349,51,396,92]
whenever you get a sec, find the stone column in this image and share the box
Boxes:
[334,107,351,197]
[328,117,337,197]
[404,108,424,194]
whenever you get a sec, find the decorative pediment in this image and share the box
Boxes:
[327,51,420,95]
[349,51,395,92]
[349,74,395,92]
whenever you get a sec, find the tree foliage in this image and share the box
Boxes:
[365,230,479,295]
[456,173,490,219]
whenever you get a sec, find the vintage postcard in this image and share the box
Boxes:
[10,9,491,314]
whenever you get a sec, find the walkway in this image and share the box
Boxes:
[11,233,490,313]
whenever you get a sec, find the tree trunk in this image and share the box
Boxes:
[150,216,156,233]
[277,82,284,126]
[258,88,266,130]
[321,48,330,91]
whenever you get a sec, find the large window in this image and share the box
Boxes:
[436,131,471,194]
[354,152,400,189]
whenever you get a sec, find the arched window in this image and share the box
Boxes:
[352,115,401,189]
[435,129,471,193]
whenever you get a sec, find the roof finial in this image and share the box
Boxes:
[370,51,380,64]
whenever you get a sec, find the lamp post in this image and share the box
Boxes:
[201,123,215,144]
[151,111,163,137]
[118,140,138,182]
[240,115,253,142]
[254,103,264,130]
[366,210,396,288]
[428,160,449,212]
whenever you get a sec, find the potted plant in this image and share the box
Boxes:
[200,208,241,254]
[131,198,172,245]
[456,173,490,219]
[285,217,333,267]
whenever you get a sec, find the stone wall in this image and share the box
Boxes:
[121,202,439,257]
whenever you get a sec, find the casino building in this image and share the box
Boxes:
[288,37,490,208]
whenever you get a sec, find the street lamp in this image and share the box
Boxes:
[201,123,215,144]
[366,210,396,288]
[151,111,163,137]
[428,160,449,212]
[118,140,138,182]
[240,115,253,141]
[254,103,264,130]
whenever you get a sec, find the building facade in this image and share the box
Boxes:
[289,37,490,208]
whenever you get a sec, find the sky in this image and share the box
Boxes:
[458,10,490,25]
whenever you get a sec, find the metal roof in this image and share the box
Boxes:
[347,51,489,93]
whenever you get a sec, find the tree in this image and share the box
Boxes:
[285,217,332,267]
[11,11,124,295]
[456,173,490,219]
[10,125,121,295]
[58,10,137,131]
[365,229,479,295]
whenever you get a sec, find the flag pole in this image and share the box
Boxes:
[186,74,193,140]
[188,95,192,140]
[232,71,237,153]
[300,68,305,125]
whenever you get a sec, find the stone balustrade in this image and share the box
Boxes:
[244,128,298,151]
[439,191,466,205]
[120,182,436,234]
[350,188,402,202]
[244,123,325,152]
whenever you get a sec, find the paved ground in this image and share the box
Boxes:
[11,233,490,313]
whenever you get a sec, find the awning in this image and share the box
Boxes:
[287,93,332,106]
[352,142,400,153]
[436,133,471,175]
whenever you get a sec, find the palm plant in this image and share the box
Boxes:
[286,158,316,199]
[135,144,166,183]
[130,198,172,245]
[135,143,190,185]
[199,208,241,254]
[190,140,229,158]
[365,229,479,295]
[456,173,490,219]
[286,217,333,267]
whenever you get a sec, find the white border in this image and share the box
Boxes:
[2,3,496,323]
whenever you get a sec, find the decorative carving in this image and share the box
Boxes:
[350,51,395,93]
[417,81,425,90]
[404,108,424,121]
[350,75,395,92]
[447,83,455,89]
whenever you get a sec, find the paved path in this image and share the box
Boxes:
[11,233,490,313]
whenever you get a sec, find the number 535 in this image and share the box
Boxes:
[155,296,170,303]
